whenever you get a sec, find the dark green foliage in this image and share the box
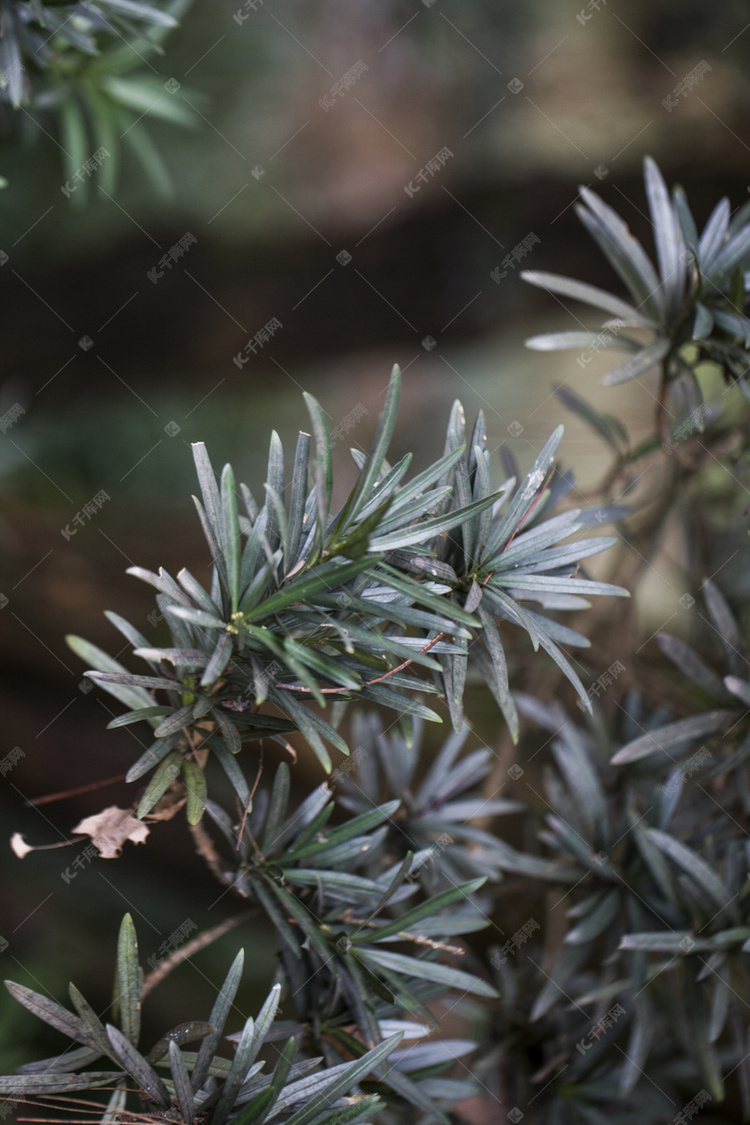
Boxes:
[525,156,750,427]
[6,158,750,1124]
[2,916,397,1125]
[0,0,197,196]
[65,366,623,815]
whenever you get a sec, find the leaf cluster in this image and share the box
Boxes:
[526,156,750,428]
[0,0,197,197]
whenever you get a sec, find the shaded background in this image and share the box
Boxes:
[2,0,750,1072]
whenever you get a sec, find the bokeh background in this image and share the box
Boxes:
[2,0,750,1074]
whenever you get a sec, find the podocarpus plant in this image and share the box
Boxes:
[3,157,750,1124]
[0,0,198,197]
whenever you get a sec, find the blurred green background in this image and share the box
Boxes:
[3,0,750,1073]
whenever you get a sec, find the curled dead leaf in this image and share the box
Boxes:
[71,806,150,859]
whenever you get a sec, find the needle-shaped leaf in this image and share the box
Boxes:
[126,733,183,783]
[611,710,737,765]
[169,1041,195,1125]
[646,828,735,916]
[576,186,664,319]
[116,914,143,1045]
[182,759,207,824]
[332,366,401,535]
[0,1073,119,1095]
[106,1025,170,1108]
[522,269,657,326]
[66,636,154,712]
[221,463,242,613]
[189,952,245,1092]
[644,155,686,318]
[601,337,672,385]
[136,751,182,818]
[356,948,498,997]
[282,1035,402,1125]
[4,982,92,1047]
[209,984,280,1125]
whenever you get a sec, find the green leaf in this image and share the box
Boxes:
[146,1021,216,1064]
[644,155,686,318]
[210,985,281,1125]
[66,636,153,712]
[243,557,373,622]
[601,338,672,386]
[169,1041,195,1125]
[211,737,250,808]
[611,710,737,765]
[191,950,245,1092]
[59,96,91,207]
[576,186,664,320]
[99,0,179,26]
[484,426,563,559]
[282,1035,403,1125]
[526,330,640,352]
[178,568,223,616]
[106,1025,170,1108]
[656,633,728,699]
[0,1073,118,1095]
[107,705,172,730]
[182,759,207,824]
[116,914,143,1045]
[565,890,619,945]
[332,366,401,536]
[126,734,183,783]
[221,463,242,613]
[284,800,400,861]
[4,981,91,1047]
[87,670,184,692]
[68,983,112,1058]
[117,110,173,197]
[303,392,332,526]
[703,579,745,677]
[167,605,227,629]
[356,949,498,998]
[555,385,629,453]
[358,878,487,943]
[369,490,505,551]
[136,751,182,818]
[201,632,234,688]
[646,828,735,915]
[286,432,312,571]
[521,269,656,327]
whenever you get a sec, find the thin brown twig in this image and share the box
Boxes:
[25,773,128,807]
[190,819,234,885]
[141,911,254,998]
